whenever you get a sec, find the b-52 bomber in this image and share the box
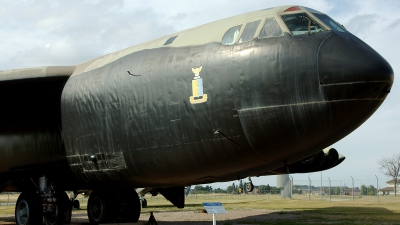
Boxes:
[0,5,393,225]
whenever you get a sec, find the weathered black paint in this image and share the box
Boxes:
[56,31,392,188]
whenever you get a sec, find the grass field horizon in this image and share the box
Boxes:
[1,193,399,224]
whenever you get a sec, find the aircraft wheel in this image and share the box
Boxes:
[113,190,141,223]
[15,192,43,225]
[141,198,148,208]
[73,199,80,209]
[58,191,72,224]
[87,191,111,224]
[246,182,254,192]
[44,203,59,225]
[44,191,72,225]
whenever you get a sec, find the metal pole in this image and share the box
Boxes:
[375,175,379,202]
[289,175,293,199]
[7,192,10,206]
[320,172,322,200]
[308,176,311,200]
[213,214,216,225]
[351,176,354,202]
[328,177,331,201]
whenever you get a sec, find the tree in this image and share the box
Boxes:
[361,185,367,195]
[335,186,340,195]
[214,188,226,193]
[227,183,236,194]
[378,153,400,197]
[368,185,376,196]
[194,185,213,194]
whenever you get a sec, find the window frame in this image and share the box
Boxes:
[164,35,178,46]
[280,12,327,36]
[278,10,334,36]
[221,25,243,46]
[237,19,262,44]
[258,17,284,39]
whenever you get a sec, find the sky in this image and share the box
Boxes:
[0,0,398,189]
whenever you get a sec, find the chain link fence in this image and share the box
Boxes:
[186,176,397,202]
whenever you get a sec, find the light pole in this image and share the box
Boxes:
[320,172,322,200]
[308,176,311,200]
[328,177,331,201]
[351,176,354,202]
[375,175,379,202]
[289,175,293,199]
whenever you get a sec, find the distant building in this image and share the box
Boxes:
[296,185,360,196]
[379,179,400,195]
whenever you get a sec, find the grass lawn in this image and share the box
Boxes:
[1,193,399,224]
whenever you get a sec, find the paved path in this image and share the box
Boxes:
[1,209,290,225]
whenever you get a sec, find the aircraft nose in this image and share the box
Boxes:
[318,33,394,98]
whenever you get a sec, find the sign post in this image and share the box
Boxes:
[202,202,227,225]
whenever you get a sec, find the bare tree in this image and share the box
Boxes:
[378,153,400,197]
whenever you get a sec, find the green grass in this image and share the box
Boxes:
[139,194,400,224]
[1,194,399,224]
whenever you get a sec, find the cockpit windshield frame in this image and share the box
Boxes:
[279,6,348,36]
[311,13,347,33]
[281,13,326,36]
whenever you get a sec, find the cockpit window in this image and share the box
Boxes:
[222,25,242,45]
[312,13,347,32]
[164,36,178,45]
[238,20,261,43]
[259,18,283,38]
[281,13,325,35]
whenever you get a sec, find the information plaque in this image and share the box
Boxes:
[202,202,227,214]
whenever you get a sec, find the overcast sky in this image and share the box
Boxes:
[1,0,398,189]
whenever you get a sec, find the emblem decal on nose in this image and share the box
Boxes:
[190,66,208,104]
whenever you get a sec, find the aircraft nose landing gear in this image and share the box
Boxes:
[245,177,254,192]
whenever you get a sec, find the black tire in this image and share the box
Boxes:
[87,191,111,224]
[73,200,80,209]
[44,202,59,225]
[113,190,141,223]
[44,191,72,225]
[246,182,254,192]
[141,198,147,208]
[15,192,43,225]
[58,192,72,224]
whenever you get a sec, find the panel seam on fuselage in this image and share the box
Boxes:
[237,98,383,112]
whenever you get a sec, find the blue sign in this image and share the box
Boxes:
[202,202,227,214]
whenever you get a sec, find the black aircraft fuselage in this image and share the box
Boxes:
[0,5,394,225]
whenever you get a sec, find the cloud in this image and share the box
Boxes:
[0,0,339,70]
[345,14,378,38]
[0,0,176,69]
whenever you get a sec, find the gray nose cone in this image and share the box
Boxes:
[318,33,394,86]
